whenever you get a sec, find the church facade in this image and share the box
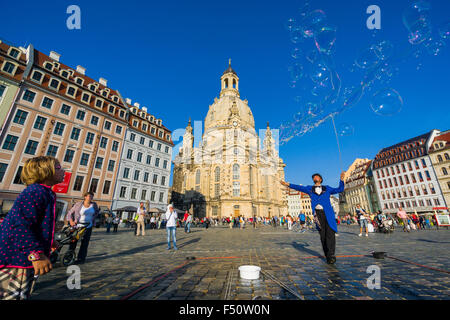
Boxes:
[171,62,288,219]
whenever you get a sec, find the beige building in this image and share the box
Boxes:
[0,45,129,220]
[343,159,380,215]
[287,189,312,219]
[428,130,450,211]
[171,62,288,218]
[339,158,369,214]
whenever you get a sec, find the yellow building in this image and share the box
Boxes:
[428,130,450,211]
[171,62,287,218]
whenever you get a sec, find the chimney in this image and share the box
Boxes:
[142,107,148,113]
[99,78,108,86]
[76,65,86,75]
[126,98,132,105]
[49,51,60,62]
[134,102,140,108]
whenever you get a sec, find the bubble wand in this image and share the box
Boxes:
[330,113,343,172]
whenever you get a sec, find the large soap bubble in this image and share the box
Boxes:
[314,26,337,55]
[300,10,327,38]
[310,63,331,84]
[370,88,403,116]
[402,1,432,45]
[374,40,394,60]
[355,46,380,69]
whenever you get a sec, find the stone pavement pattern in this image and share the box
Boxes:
[31,224,450,300]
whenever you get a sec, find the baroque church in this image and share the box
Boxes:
[171,62,288,218]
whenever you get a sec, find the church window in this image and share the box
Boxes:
[233,164,240,180]
[233,181,240,197]
[215,167,220,182]
[195,169,201,185]
[224,79,228,88]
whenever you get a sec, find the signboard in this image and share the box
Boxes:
[435,214,450,227]
[52,172,72,194]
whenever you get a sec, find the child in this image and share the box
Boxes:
[0,156,65,300]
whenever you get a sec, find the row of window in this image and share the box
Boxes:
[377,170,432,190]
[383,198,441,210]
[376,159,428,180]
[125,149,169,169]
[119,186,165,202]
[374,147,426,168]
[380,183,437,200]
[122,168,166,186]
[128,133,170,154]
[437,153,450,162]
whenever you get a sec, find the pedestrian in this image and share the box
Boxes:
[105,213,113,233]
[280,171,345,265]
[396,207,410,232]
[66,191,100,264]
[165,204,178,250]
[186,213,193,233]
[136,202,147,236]
[355,204,369,237]
[299,212,306,231]
[183,210,189,233]
[113,215,120,233]
[287,215,293,230]
[0,156,65,300]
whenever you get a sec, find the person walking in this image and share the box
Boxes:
[66,191,100,264]
[113,215,120,233]
[183,211,189,233]
[185,213,193,233]
[0,156,65,300]
[136,202,147,236]
[281,172,345,265]
[165,204,178,250]
[396,207,410,232]
[105,213,113,233]
[355,204,369,237]
[299,212,306,232]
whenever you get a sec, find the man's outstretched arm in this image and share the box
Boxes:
[328,172,346,194]
[280,180,311,195]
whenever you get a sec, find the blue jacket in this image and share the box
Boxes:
[289,180,344,232]
[0,184,56,268]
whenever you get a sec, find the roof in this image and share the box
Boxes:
[429,131,450,153]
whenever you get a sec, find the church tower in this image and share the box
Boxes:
[220,59,240,98]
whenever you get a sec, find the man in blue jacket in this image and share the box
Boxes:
[281,172,345,264]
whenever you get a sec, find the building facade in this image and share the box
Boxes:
[0,45,130,220]
[372,130,447,214]
[171,62,288,218]
[344,159,380,215]
[287,189,312,218]
[111,102,173,218]
[428,130,450,211]
[339,158,370,215]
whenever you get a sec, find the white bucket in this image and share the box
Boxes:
[238,265,261,280]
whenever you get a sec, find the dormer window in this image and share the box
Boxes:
[102,91,108,97]
[89,84,96,91]
[75,77,84,85]
[53,62,60,69]
[95,99,103,109]
[31,70,44,83]
[44,62,53,71]
[49,78,60,90]
[8,48,20,59]
[66,86,77,97]
[2,61,17,75]
[133,120,138,127]
[112,96,118,103]
[60,70,69,78]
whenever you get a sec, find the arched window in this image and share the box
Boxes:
[443,167,448,175]
[233,181,240,197]
[214,167,220,182]
[233,164,240,180]
[233,79,236,88]
[445,153,450,161]
[224,79,228,88]
[195,169,201,185]
[438,155,443,162]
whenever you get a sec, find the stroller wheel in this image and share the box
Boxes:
[62,250,76,266]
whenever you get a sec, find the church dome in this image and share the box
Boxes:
[204,95,255,131]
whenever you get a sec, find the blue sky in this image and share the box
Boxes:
[1,0,449,186]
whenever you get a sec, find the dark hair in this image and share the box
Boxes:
[312,173,323,182]
[83,191,94,198]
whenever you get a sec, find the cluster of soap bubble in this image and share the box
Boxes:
[278,0,447,146]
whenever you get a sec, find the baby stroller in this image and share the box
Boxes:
[50,224,89,266]
[376,215,394,233]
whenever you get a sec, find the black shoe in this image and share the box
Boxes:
[326,257,336,264]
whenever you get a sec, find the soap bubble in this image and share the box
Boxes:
[439,21,450,39]
[288,62,303,81]
[425,40,445,56]
[314,26,337,55]
[374,40,394,60]
[370,88,403,116]
[343,86,364,109]
[290,27,304,44]
[284,18,297,32]
[291,47,302,59]
[355,46,379,69]
[300,10,327,38]
[310,63,331,84]
[294,111,304,122]
[306,102,321,116]
[288,80,298,89]
[403,1,432,45]
[306,50,319,64]
[337,123,354,136]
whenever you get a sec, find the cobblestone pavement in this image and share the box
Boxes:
[30,224,450,300]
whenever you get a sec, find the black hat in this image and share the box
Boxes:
[312,173,323,182]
